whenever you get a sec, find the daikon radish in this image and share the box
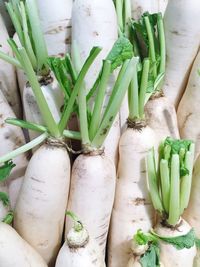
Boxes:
[131,0,158,20]
[146,138,196,267]
[56,212,105,267]
[0,14,21,117]
[0,46,98,266]
[72,0,119,165]
[37,0,73,57]
[0,222,48,267]
[66,54,136,256]
[108,58,156,267]
[7,175,23,209]
[0,90,27,179]
[163,0,200,108]
[184,154,200,266]
[177,50,200,159]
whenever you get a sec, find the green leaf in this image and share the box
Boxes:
[2,211,14,225]
[0,192,10,207]
[140,243,160,267]
[134,229,150,245]
[155,229,196,250]
[0,161,16,182]
[106,36,134,70]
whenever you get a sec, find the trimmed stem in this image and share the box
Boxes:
[19,48,60,137]
[168,154,180,226]
[124,0,131,38]
[0,132,48,164]
[89,60,111,140]
[128,67,139,120]
[78,83,90,146]
[115,0,124,34]
[180,143,195,214]
[160,159,170,213]
[91,58,137,148]
[147,149,164,213]
[144,16,157,79]
[59,47,102,134]
[139,59,150,118]
[157,13,166,75]
[66,211,83,232]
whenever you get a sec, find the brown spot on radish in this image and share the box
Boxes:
[0,123,5,128]
[133,198,151,206]
[65,37,71,44]
[30,176,45,183]
[171,30,180,35]
[182,112,193,129]
[85,7,91,16]
[93,31,99,36]
[0,114,3,119]
[92,258,98,264]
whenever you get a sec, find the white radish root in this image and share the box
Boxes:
[7,176,24,210]
[65,152,116,255]
[177,50,200,159]
[0,222,48,267]
[154,218,196,267]
[14,142,71,266]
[56,222,105,267]
[163,0,200,108]
[108,125,156,267]
[145,94,180,147]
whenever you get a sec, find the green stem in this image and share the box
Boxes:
[66,211,83,232]
[160,159,170,213]
[89,60,111,140]
[168,154,180,226]
[0,51,22,69]
[180,143,195,214]
[147,149,164,213]
[115,0,124,34]
[157,13,166,75]
[78,83,90,146]
[25,0,49,73]
[18,48,60,137]
[0,132,48,164]
[6,2,24,45]
[128,67,139,120]
[20,1,37,70]
[91,58,137,148]
[6,118,81,140]
[124,0,131,38]
[144,16,157,79]
[59,47,102,134]
[139,59,150,118]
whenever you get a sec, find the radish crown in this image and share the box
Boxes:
[147,137,195,226]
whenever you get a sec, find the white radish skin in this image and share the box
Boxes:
[23,80,63,141]
[163,0,200,108]
[154,219,196,267]
[0,90,27,179]
[14,143,71,266]
[0,222,48,267]
[65,153,116,255]
[37,0,73,56]
[184,155,200,266]
[56,227,105,267]
[177,51,200,159]
[0,15,21,117]
[127,257,165,267]
[145,95,180,147]
[72,0,119,165]
[7,176,24,210]
[108,125,155,267]
[158,0,168,14]
[131,0,158,20]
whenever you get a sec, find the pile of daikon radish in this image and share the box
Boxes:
[0,0,200,266]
